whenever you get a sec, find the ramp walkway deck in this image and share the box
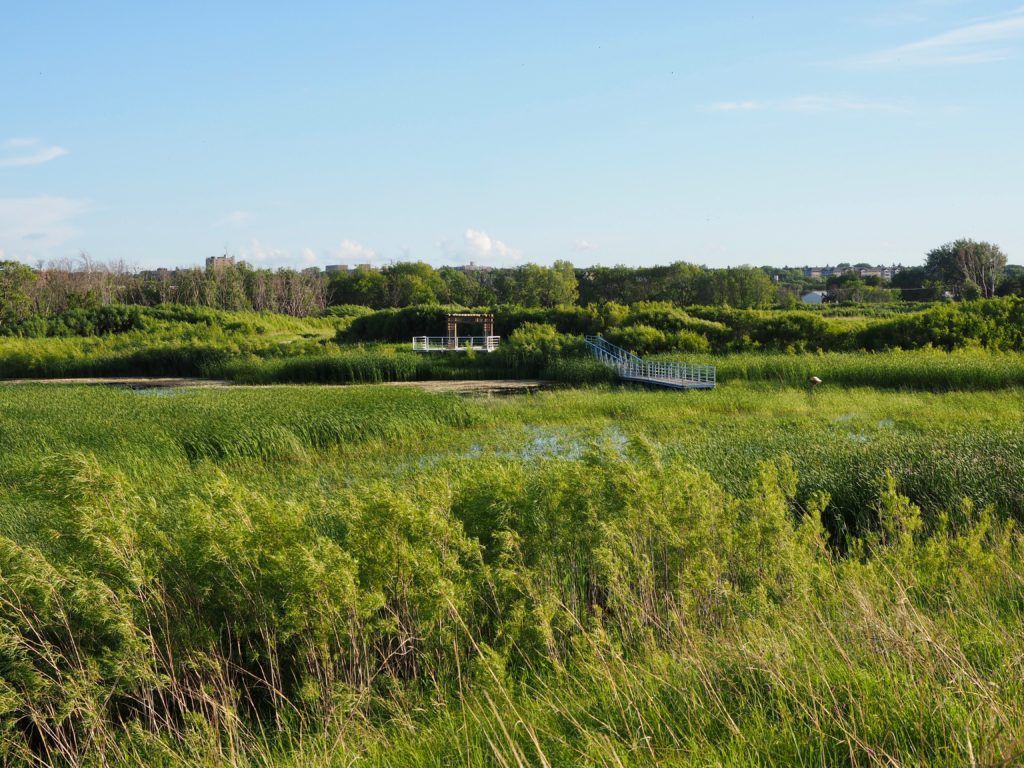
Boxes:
[584,335,715,390]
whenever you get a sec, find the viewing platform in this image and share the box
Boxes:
[412,336,501,352]
[412,313,500,352]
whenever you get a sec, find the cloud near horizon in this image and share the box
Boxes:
[332,239,378,265]
[439,228,521,265]
[0,137,69,168]
[232,238,379,269]
[236,239,291,265]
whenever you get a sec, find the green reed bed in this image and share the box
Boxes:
[643,347,1024,390]
[0,382,1022,766]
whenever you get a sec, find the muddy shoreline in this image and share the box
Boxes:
[1,377,556,395]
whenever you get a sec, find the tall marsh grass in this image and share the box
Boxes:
[704,347,1024,389]
[0,384,1022,765]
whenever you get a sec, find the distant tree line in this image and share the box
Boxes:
[0,238,1020,324]
[327,260,582,308]
[326,260,781,309]
[0,257,328,325]
[0,257,779,322]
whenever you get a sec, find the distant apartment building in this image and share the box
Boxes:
[455,261,493,275]
[858,266,898,280]
[325,264,348,274]
[803,265,899,281]
[206,255,235,271]
[802,266,843,279]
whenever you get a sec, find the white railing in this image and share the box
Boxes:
[584,335,715,389]
[412,336,501,352]
[614,358,716,387]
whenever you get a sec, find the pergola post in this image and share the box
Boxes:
[447,316,458,349]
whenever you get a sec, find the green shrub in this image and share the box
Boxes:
[606,323,667,355]
[858,297,1024,351]
[343,304,457,342]
[0,304,145,338]
[668,329,711,352]
[497,322,587,374]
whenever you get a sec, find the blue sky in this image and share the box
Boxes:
[3,1,1023,270]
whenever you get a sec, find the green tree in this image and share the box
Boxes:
[384,262,444,307]
[505,262,579,307]
[326,268,387,307]
[658,262,703,304]
[212,265,251,311]
[890,266,942,301]
[0,261,38,326]
[437,267,479,306]
[926,239,1007,298]
[547,260,579,306]
[695,267,775,308]
[996,265,1024,297]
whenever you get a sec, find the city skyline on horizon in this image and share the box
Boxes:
[38,253,926,276]
[2,242,990,273]
[4,2,1023,271]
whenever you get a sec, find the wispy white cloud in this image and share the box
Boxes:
[572,239,596,252]
[704,96,905,113]
[441,228,522,265]
[0,137,69,168]
[216,210,252,226]
[844,6,1024,67]
[0,196,88,257]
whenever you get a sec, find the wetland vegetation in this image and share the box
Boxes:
[1,377,1022,766]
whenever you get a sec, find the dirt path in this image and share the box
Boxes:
[1,377,555,395]
[382,379,555,395]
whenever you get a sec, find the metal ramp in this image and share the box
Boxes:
[584,335,715,390]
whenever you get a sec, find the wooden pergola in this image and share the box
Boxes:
[446,313,494,341]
